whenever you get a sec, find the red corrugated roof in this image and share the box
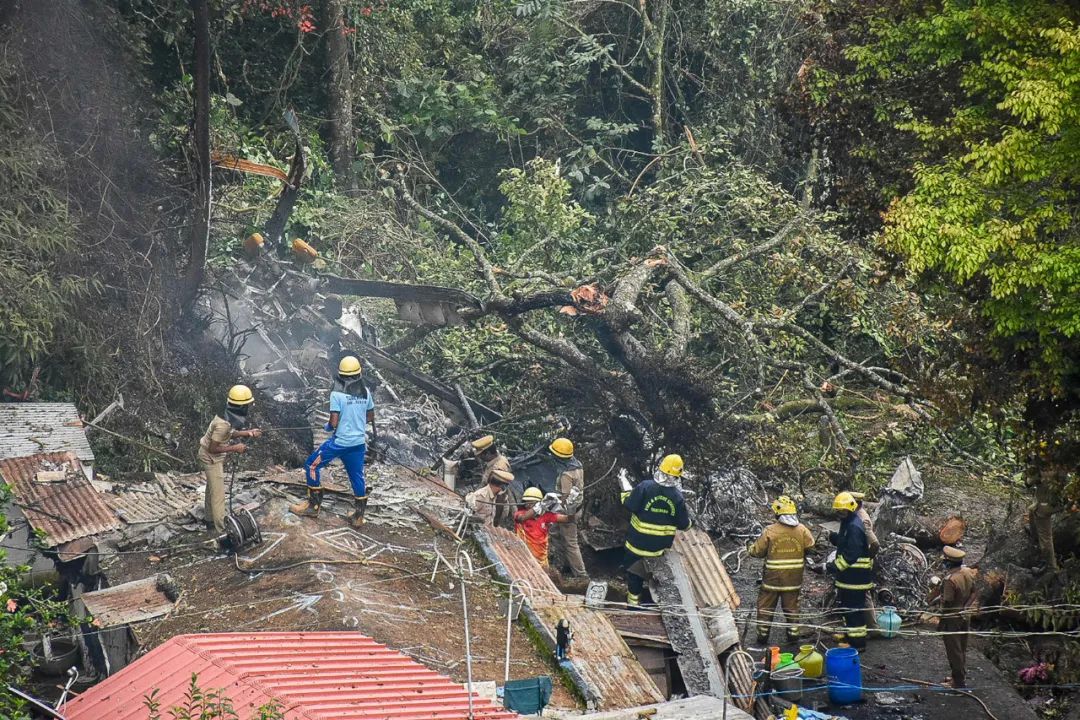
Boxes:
[63,632,520,720]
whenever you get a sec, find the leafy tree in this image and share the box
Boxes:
[841,0,1080,384]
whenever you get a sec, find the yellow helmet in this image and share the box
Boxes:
[549,437,574,459]
[658,454,684,478]
[523,487,544,502]
[227,385,254,406]
[771,495,797,516]
[833,491,858,512]
[338,356,362,377]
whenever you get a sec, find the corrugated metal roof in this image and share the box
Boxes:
[673,528,741,609]
[536,601,664,710]
[78,576,175,627]
[476,526,561,606]
[0,453,120,546]
[0,403,93,463]
[63,632,521,720]
[106,473,200,524]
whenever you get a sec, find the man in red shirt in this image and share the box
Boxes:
[514,487,571,567]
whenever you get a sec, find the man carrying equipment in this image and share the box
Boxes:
[827,491,874,648]
[621,454,692,607]
[747,495,814,643]
[465,469,514,526]
[471,434,511,486]
[291,356,375,527]
[515,487,572,567]
[548,437,588,580]
[197,385,262,533]
[929,545,978,687]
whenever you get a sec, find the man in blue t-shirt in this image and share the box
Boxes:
[290,355,375,527]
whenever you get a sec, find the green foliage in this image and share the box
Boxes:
[0,485,74,717]
[845,0,1080,386]
[0,54,98,388]
[145,674,284,720]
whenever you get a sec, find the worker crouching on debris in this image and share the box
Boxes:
[198,385,262,533]
[747,495,814,644]
[621,454,692,607]
[827,491,874,649]
[465,469,514,526]
[471,434,511,485]
[548,437,588,581]
[929,545,977,688]
[291,356,375,527]
[514,486,572,568]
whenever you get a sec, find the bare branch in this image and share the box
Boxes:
[785,260,856,321]
[664,280,691,362]
[702,215,802,278]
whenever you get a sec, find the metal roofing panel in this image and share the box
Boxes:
[79,576,175,627]
[536,601,664,710]
[476,526,561,606]
[106,473,200,524]
[605,609,669,646]
[0,403,93,462]
[63,632,520,720]
[0,453,120,546]
[568,695,754,720]
[673,528,741,609]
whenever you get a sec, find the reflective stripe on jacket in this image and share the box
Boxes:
[831,513,874,591]
[748,522,814,592]
[623,479,691,558]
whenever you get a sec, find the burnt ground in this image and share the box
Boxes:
[101,464,579,709]
[714,470,1047,720]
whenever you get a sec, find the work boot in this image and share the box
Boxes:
[289,488,323,517]
[348,496,368,528]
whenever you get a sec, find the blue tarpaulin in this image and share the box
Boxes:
[503,676,553,715]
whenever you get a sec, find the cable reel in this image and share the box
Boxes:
[224,508,262,552]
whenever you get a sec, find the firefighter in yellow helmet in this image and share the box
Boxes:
[291,356,375,527]
[514,486,573,567]
[620,454,692,606]
[747,495,814,643]
[547,437,588,581]
[827,491,874,648]
[197,385,262,532]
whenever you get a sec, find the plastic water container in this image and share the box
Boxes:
[777,652,795,668]
[770,663,804,703]
[825,647,862,705]
[877,606,901,639]
[795,644,824,679]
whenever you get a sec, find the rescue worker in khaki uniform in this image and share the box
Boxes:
[465,469,514,526]
[621,454,692,606]
[548,437,588,580]
[197,385,262,532]
[747,495,814,644]
[929,546,978,687]
[471,435,511,486]
[827,491,874,649]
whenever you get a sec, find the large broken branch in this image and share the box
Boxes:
[701,215,803,278]
[664,280,690,362]
[319,275,482,310]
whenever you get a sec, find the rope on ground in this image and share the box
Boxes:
[899,676,1001,720]
[81,417,185,463]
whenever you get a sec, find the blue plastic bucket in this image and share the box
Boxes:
[825,647,862,705]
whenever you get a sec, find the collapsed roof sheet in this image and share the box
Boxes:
[0,452,120,546]
[535,601,664,710]
[673,528,741,609]
[63,632,520,720]
[77,576,175,627]
[0,402,93,463]
[476,526,561,606]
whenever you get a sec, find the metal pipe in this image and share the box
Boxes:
[723,648,756,720]
[457,550,476,720]
[504,579,534,682]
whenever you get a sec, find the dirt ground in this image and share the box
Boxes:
[102,467,580,709]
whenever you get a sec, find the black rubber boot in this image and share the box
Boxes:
[349,496,368,528]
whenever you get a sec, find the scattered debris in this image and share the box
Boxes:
[693,466,766,538]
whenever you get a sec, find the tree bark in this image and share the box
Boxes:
[321,0,354,189]
[182,0,211,309]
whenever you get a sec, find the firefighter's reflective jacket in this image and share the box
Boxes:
[622,479,691,558]
[748,522,815,592]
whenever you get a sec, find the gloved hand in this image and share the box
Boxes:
[540,492,563,514]
[324,422,334,432]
